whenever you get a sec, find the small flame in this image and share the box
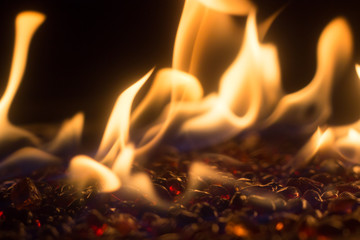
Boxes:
[112,144,135,178]
[218,11,281,119]
[292,128,335,168]
[266,18,353,130]
[95,69,153,163]
[293,63,360,166]
[0,12,86,179]
[0,12,45,150]
[69,155,121,192]
[132,68,204,156]
[70,71,158,195]
[295,123,360,166]
[45,112,84,156]
[336,128,360,162]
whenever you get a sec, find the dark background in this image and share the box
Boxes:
[0,0,359,147]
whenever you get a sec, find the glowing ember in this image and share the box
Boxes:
[35,219,41,228]
[169,185,181,196]
[276,222,284,231]
[91,224,107,237]
[226,223,249,237]
[221,194,230,200]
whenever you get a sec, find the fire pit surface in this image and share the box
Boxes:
[1,135,360,240]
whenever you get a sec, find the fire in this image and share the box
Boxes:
[178,10,281,147]
[291,128,335,169]
[0,12,45,149]
[0,12,84,179]
[356,64,360,78]
[294,64,360,166]
[196,0,253,15]
[66,1,359,198]
[296,118,360,166]
[2,2,360,205]
[69,5,283,193]
[69,155,120,192]
[266,17,353,130]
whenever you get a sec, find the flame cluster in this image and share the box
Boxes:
[69,0,358,200]
[2,1,360,203]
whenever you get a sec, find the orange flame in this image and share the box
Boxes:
[197,0,253,15]
[0,12,85,179]
[69,155,121,192]
[293,63,360,166]
[266,18,353,130]
[95,69,154,163]
[45,112,84,156]
[177,10,281,148]
[66,1,358,200]
[0,12,45,148]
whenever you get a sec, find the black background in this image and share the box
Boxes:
[0,0,359,147]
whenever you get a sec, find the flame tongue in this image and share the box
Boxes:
[69,155,121,192]
[0,12,87,180]
[296,117,360,166]
[95,69,154,163]
[0,12,45,116]
[0,12,45,150]
[131,68,204,155]
[176,11,281,148]
[293,62,360,167]
[265,18,353,130]
[218,11,281,120]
